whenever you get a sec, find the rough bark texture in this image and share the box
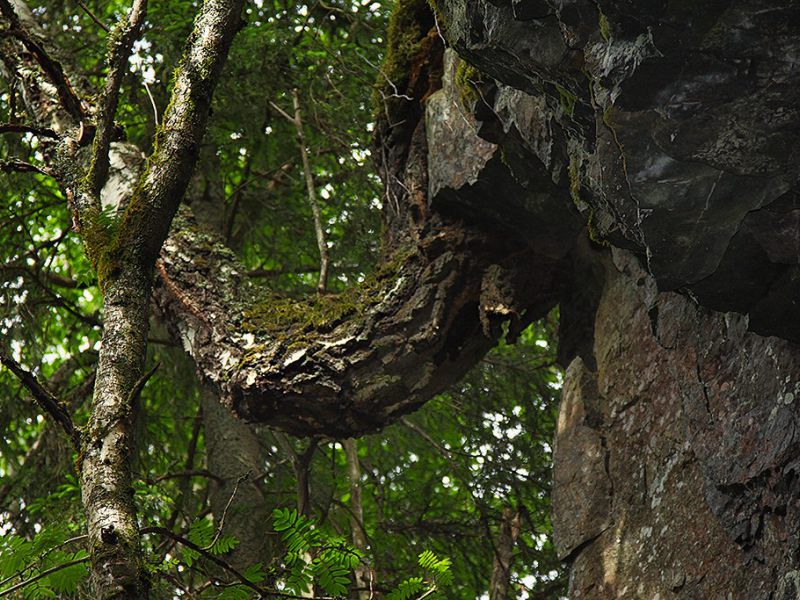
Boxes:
[77,2,245,595]
[153,47,569,438]
[80,267,153,598]
[201,386,272,573]
[2,0,245,596]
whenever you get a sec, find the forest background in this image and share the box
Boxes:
[0,0,565,598]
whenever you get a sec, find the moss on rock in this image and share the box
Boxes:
[454,58,485,108]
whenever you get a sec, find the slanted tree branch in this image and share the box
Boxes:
[0,122,58,137]
[0,158,53,177]
[155,202,562,438]
[270,91,331,293]
[0,557,90,598]
[74,0,110,32]
[86,0,147,199]
[0,351,82,450]
[0,0,84,121]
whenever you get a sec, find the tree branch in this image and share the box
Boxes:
[0,557,89,598]
[292,88,330,294]
[74,0,110,32]
[74,1,247,597]
[86,0,147,198]
[140,527,339,600]
[115,0,246,267]
[0,122,58,137]
[272,91,330,293]
[0,0,84,121]
[0,158,54,177]
[0,351,81,450]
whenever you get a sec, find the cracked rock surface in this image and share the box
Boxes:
[438,0,800,341]
[555,251,800,598]
[431,1,800,595]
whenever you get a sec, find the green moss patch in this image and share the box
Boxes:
[454,59,485,108]
[372,0,435,117]
[243,248,416,339]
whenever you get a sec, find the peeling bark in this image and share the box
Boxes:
[155,202,562,437]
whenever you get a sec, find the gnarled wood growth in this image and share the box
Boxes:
[156,206,562,437]
[154,25,569,437]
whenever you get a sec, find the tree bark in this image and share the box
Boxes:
[149,6,566,442]
[155,200,561,437]
[201,386,273,573]
[344,438,370,600]
[2,0,245,595]
[489,507,520,600]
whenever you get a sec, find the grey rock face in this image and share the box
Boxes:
[430,0,800,596]
[553,251,800,598]
[436,0,800,341]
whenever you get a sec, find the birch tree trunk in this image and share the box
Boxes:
[1,0,245,595]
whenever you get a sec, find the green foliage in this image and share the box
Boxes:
[0,1,565,598]
[272,507,363,597]
[386,576,425,600]
[598,9,612,42]
[0,524,89,598]
[386,551,452,600]
[181,517,240,567]
[273,508,455,599]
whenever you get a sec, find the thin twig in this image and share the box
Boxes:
[145,469,223,485]
[204,470,250,551]
[142,78,159,127]
[127,360,159,406]
[0,352,81,450]
[0,557,89,598]
[269,93,330,293]
[75,0,110,32]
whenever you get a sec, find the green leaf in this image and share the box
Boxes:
[44,559,89,594]
[386,576,425,600]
